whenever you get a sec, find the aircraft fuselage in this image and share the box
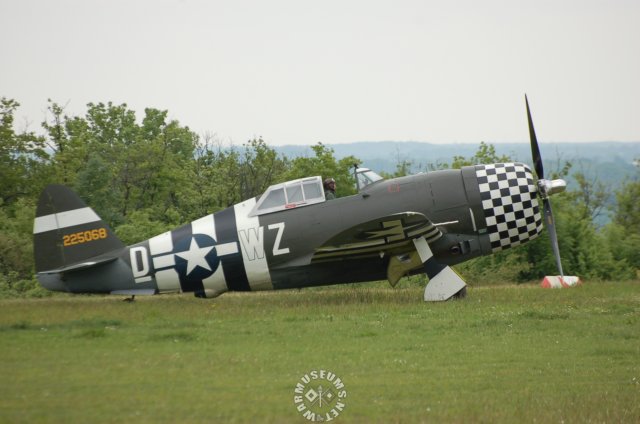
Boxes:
[37,163,542,298]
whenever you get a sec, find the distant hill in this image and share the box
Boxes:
[276,141,640,188]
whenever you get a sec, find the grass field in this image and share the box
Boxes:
[1,281,639,423]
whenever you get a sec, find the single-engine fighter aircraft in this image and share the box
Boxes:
[33,96,570,301]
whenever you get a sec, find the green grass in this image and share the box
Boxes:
[1,281,639,423]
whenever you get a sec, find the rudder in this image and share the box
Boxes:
[33,185,125,273]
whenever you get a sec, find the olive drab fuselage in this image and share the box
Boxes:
[34,163,543,299]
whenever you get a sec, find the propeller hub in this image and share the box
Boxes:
[537,178,566,199]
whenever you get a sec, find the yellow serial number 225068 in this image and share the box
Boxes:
[63,228,108,247]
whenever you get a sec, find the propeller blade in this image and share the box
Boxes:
[542,198,564,277]
[526,96,567,278]
[525,94,545,179]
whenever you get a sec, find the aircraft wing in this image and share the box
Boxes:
[312,212,442,262]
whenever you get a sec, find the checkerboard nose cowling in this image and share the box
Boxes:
[475,162,544,252]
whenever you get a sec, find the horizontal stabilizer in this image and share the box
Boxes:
[37,255,119,275]
[110,289,157,296]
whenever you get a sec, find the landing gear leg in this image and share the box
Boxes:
[413,237,467,302]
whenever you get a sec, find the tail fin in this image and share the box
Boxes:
[33,185,125,273]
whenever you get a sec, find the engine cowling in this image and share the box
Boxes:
[473,162,544,252]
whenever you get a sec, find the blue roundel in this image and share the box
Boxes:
[173,234,220,281]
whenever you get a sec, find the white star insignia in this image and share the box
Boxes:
[175,238,214,275]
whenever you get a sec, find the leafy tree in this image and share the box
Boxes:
[612,179,640,234]
[0,98,52,296]
[547,194,632,280]
[189,134,243,214]
[605,176,640,274]
[40,101,201,227]
[238,138,288,200]
[74,154,123,225]
[0,198,49,297]
[603,223,640,274]
[562,166,610,224]
[286,143,360,197]
[450,141,511,169]
[127,110,198,222]
[0,198,36,278]
[115,209,180,245]
[0,97,49,204]
[41,100,94,185]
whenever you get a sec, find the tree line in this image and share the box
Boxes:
[1,97,638,297]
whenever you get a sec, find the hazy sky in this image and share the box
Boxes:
[1,0,638,145]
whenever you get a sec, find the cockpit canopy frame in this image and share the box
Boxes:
[355,167,384,192]
[249,176,325,217]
